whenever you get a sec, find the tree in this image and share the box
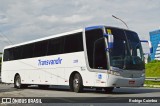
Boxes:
[0,56,1,65]
[0,53,2,72]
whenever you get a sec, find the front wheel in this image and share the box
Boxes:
[73,73,83,93]
[14,75,27,89]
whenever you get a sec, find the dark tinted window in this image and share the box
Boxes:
[85,29,103,68]
[21,43,34,59]
[106,28,129,69]
[3,49,9,61]
[47,37,64,55]
[109,28,128,57]
[93,38,108,69]
[13,46,23,60]
[3,47,22,61]
[34,40,48,57]
[3,32,83,61]
[3,49,13,61]
[64,32,83,53]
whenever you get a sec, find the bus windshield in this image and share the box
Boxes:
[106,27,144,70]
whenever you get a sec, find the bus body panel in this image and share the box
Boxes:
[107,74,145,87]
[1,52,86,85]
[2,51,109,87]
[1,51,109,87]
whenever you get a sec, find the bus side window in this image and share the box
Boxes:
[93,38,108,69]
[47,37,64,55]
[13,47,23,60]
[3,49,10,61]
[64,32,83,53]
[21,44,34,59]
[34,40,48,57]
[85,29,105,69]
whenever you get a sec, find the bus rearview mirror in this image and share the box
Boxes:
[140,40,153,54]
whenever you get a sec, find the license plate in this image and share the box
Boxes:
[129,80,135,84]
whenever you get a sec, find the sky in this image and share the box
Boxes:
[0,0,160,53]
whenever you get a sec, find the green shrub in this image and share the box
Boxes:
[145,61,160,77]
[149,60,160,63]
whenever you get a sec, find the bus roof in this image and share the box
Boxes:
[85,25,135,32]
[3,25,136,50]
[4,28,83,50]
[85,25,104,31]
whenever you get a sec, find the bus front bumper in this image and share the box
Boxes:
[107,74,145,87]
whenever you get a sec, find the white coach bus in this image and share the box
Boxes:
[1,26,152,93]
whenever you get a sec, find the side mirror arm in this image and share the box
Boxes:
[104,34,114,49]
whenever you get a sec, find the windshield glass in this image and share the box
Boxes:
[106,27,144,70]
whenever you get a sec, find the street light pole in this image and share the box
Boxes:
[112,15,129,29]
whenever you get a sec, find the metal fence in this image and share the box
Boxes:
[145,77,160,82]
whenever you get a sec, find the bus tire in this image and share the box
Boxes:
[73,73,83,93]
[69,82,74,92]
[14,75,27,89]
[103,87,114,93]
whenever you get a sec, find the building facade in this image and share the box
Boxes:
[150,29,160,60]
[155,43,160,60]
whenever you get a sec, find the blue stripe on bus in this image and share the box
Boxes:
[85,26,104,31]
[140,40,148,43]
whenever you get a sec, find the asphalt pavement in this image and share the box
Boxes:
[0,84,160,105]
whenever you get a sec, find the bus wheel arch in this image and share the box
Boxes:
[14,73,20,79]
[69,71,83,93]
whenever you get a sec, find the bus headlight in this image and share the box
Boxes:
[107,70,120,76]
[112,71,120,76]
